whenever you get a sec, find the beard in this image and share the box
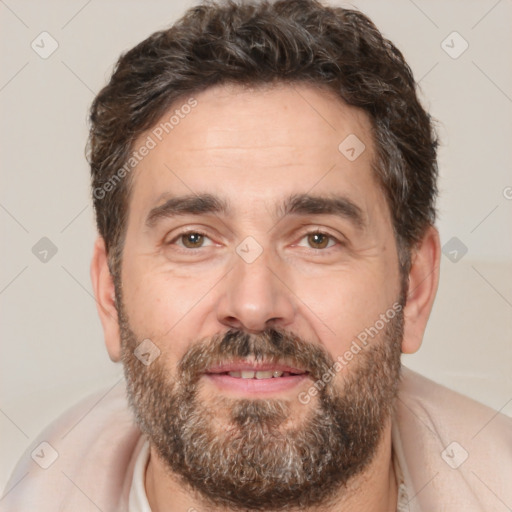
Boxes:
[118,296,404,511]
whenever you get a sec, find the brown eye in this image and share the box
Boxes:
[180,232,205,248]
[307,232,331,249]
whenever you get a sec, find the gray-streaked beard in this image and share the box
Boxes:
[119,302,403,511]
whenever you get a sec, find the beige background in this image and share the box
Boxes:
[1,0,511,494]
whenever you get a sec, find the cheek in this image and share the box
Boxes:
[120,256,222,343]
[291,262,398,353]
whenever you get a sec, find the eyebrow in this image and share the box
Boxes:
[146,193,229,227]
[278,193,366,230]
[145,192,366,230]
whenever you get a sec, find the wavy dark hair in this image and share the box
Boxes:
[88,0,438,281]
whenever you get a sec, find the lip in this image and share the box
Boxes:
[205,360,306,374]
[203,359,309,395]
[204,373,309,394]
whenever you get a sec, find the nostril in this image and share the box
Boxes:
[224,316,243,329]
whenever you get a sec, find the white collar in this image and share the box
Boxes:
[392,415,413,511]
[128,439,152,512]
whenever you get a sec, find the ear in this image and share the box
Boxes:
[90,237,121,362]
[401,225,441,354]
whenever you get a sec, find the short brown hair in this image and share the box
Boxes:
[88,0,438,279]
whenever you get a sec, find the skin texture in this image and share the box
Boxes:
[91,82,441,511]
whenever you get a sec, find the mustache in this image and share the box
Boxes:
[177,328,336,385]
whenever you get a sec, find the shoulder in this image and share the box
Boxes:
[394,367,512,510]
[398,366,512,442]
[1,380,142,512]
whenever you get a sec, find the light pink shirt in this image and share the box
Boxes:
[1,367,511,511]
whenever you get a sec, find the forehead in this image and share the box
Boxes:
[128,82,385,224]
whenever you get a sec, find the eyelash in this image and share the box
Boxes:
[167,228,343,252]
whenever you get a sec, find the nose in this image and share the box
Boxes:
[215,247,296,333]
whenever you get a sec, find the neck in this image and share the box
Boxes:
[145,421,398,512]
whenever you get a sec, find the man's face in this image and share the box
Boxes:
[117,83,404,509]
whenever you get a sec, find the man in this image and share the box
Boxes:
[2,0,511,510]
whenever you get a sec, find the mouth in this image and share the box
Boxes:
[203,360,310,394]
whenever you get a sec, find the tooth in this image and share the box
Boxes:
[255,371,273,379]
[228,371,241,378]
[241,371,256,379]
[272,371,284,378]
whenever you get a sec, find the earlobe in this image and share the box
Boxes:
[401,225,441,354]
[90,237,122,362]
